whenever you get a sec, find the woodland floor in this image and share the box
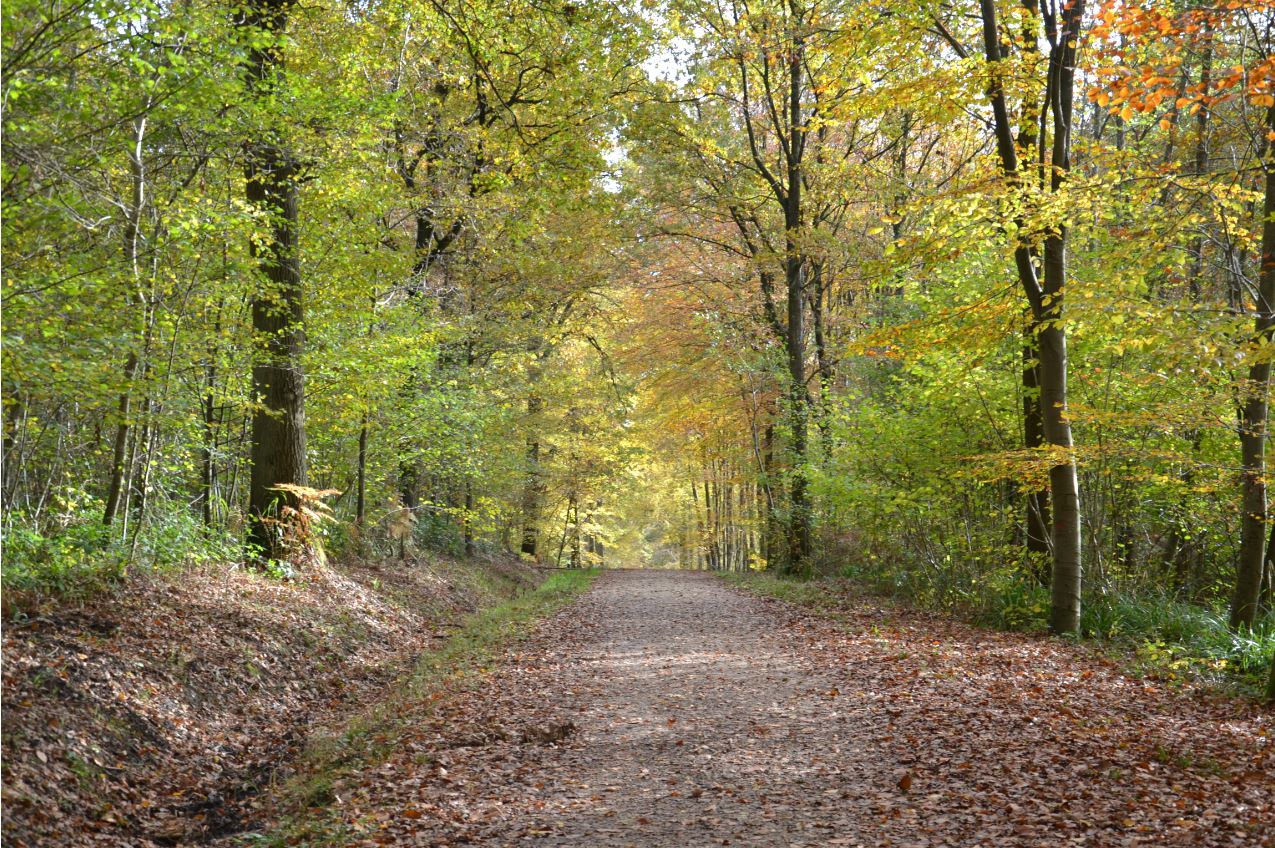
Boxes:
[0,555,541,847]
[298,569,1274,848]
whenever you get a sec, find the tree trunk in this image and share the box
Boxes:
[241,0,308,561]
[104,115,149,527]
[1230,106,1275,629]
[129,411,155,535]
[103,351,141,526]
[981,0,1085,633]
[520,436,540,557]
[1023,334,1050,577]
[784,28,811,574]
[762,422,777,567]
[1039,0,1085,635]
[355,411,368,527]
[520,371,545,557]
[463,481,475,557]
[1012,9,1049,578]
[811,263,834,464]
[1038,318,1082,633]
[1259,521,1273,613]
[692,480,706,569]
[2,394,25,509]
[568,492,581,568]
[198,304,223,528]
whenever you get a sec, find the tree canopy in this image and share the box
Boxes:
[3,0,1274,696]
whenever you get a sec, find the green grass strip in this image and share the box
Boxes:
[241,567,599,846]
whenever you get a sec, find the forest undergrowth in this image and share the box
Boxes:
[0,552,571,847]
[727,565,1275,698]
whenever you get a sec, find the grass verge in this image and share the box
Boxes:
[243,567,599,846]
[722,570,1275,699]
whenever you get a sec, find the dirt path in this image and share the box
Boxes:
[322,570,1273,847]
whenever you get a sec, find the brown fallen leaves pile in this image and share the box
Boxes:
[261,571,1271,848]
[0,554,537,847]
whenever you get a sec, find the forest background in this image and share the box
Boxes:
[3,0,1275,696]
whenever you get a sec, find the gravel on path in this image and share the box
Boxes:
[323,569,1273,848]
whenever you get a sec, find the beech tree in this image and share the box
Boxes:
[237,0,310,561]
[975,0,1086,633]
[3,0,1273,696]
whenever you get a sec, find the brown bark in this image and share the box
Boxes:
[981,0,1085,633]
[241,0,308,561]
[355,412,368,528]
[103,351,141,526]
[1023,336,1050,574]
[520,353,548,558]
[1038,0,1085,635]
[762,423,778,567]
[463,482,475,558]
[784,17,812,574]
[1230,105,1275,629]
[199,349,218,528]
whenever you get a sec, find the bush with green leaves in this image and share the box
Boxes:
[2,497,240,606]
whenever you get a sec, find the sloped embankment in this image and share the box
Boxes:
[0,554,539,847]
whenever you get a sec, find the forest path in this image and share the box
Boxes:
[325,570,1273,847]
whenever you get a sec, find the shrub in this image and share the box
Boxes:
[2,495,241,610]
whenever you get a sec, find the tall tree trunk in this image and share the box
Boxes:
[1230,105,1275,628]
[1037,317,1082,633]
[354,303,374,530]
[104,115,149,527]
[198,302,223,528]
[584,499,602,566]
[1038,0,1086,635]
[1015,2,1049,575]
[241,0,308,561]
[784,23,812,574]
[1162,48,1213,584]
[555,498,571,567]
[729,474,736,572]
[981,0,1084,632]
[130,411,155,536]
[1259,521,1273,613]
[200,375,217,528]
